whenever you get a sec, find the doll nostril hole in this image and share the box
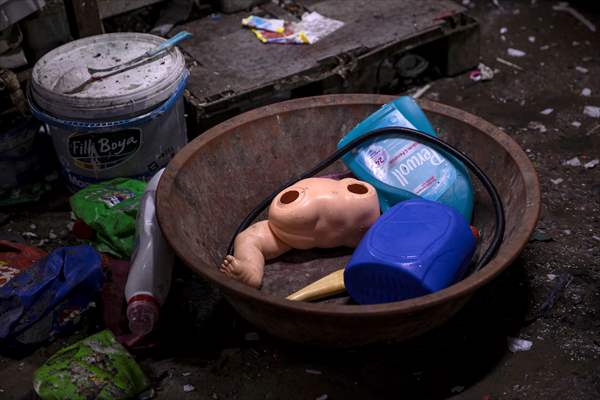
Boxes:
[280,190,300,204]
[347,183,368,195]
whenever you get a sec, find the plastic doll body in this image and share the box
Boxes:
[220,177,380,288]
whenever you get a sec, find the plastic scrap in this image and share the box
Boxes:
[70,178,147,258]
[0,245,103,353]
[242,15,285,33]
[528,36,536,43]
[507,48,526,57]
[575,66,589,74]
[552,2,596,32]
[183,384,196,392]
[584,159,599,169]
[540,108,554,115]
[571,121,581,128]
[563,157,582,166]
[496,57,523,71]
[244,11,344,44]
[581,88,591,97]
[550,178,563,185]
[528,121,547,133]
[33,330,150,400]
[507,337,533,352]
[469,63,494,82]
[583,106,600,118]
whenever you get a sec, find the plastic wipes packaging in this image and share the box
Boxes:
[70,178,147,258]
[244,11,344,44]
[242,15,285,33]
[0,245,103,353]
[33,330,150,400]
[338,97,474,220]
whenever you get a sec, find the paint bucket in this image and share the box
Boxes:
[28,33,188,191]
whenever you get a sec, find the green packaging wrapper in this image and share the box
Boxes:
[70,178,147,258]
[33,330,149,400]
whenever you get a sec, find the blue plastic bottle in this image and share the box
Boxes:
[344,199,476,305]
[337,96,474,221]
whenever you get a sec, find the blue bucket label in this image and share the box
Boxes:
[68,128,142,171]
[354,109,456,200]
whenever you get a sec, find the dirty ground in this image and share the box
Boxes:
[1,0,599,399]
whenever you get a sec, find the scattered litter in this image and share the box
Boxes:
[305,369,323,375]
[469,63,494,82]
[507,48,526,57]
[412,84,432,99]
[33,330,149,399]
[586,124,600,136]
[563,229,572,235]
[500,27,508,34]
[244,12,344,44]
[491,0,503,10]
[552,2,596,32]
[563,157,582,166]
[583,106,600,118]
[242,16,285,33]
[525,273,573,324]
[496,57,524,71]
[581,88,591,97]
[500,35,506,41]
[244,332,260,341]
[584,159,599,169]
[451,386,465,394]
[530,230,553,242]
[547,274,557,281]
[540,108,554,115]
[575,66,589,74]
[572,121,581,128]
[48,231,57,240]
[550,178,563,185]
[507,337,533,353]
[572,41,580,46]
[540,44,550,51]
[513,9,520,15]
[316,395,328,400]
[593,236,600,242]
[462,0,470,5]
[21,231,38,239]
[30,224,36,230]
[528,121,547,133]
[183,384,196,392]
[528,36,536,43]
[182,372,192,377]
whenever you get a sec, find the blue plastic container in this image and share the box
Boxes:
[344,199,476,305]
[337,96,474,221]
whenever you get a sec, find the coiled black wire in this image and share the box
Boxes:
[227,127,505,273]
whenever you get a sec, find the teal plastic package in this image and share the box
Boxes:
[337,96,474,220]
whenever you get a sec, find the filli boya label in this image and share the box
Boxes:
[68,129,142,171]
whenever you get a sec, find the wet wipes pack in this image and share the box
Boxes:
[338,97,474,220]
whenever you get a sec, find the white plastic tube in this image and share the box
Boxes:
[124,168,174,336]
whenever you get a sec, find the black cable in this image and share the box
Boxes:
[227,127,505,274]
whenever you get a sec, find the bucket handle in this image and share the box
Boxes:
[27,71,189,132]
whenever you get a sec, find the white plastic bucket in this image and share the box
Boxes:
[28,33,188,191]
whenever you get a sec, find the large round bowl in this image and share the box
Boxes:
[157,95,540,347]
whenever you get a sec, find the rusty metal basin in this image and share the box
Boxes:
[157,94,540,347]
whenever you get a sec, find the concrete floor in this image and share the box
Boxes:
[1,0,599,399]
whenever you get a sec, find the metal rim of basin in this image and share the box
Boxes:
[158,94,541,316]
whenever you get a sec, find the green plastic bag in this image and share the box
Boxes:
[33,330,150,400]
[70,178,147,258]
